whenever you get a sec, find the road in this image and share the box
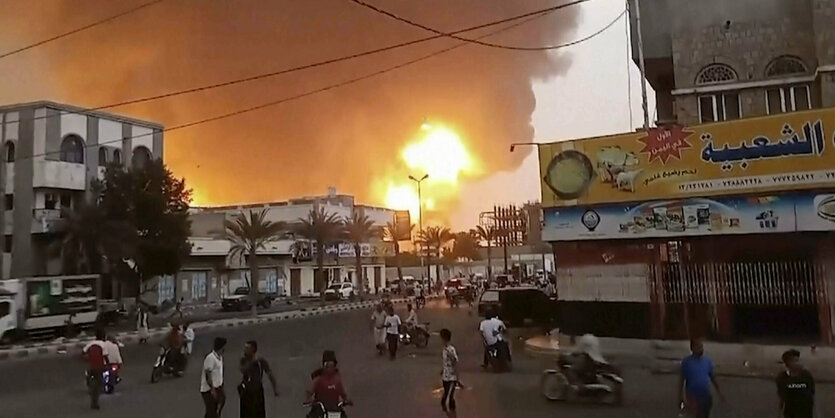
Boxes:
[1,300,834,417]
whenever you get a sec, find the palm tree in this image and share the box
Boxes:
[452,231,481,262]
[343,212,374,295]
[296,208,344,294]
[55,198,135,276]
[384,221,414,287]
[225,209,286,316]
[418,226,452,285]
[474,225,499,280]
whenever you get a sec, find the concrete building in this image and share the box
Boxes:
[0,101,163,280]
[153,190,394,306]
[538,2,835,343]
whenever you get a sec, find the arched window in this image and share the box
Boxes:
[97,147,108,165]
[113,149,122,165]
[131,146,152,170]
[4,141,15,163]
[59,135,84,164]
[695,64,738,85]
[765,56,808,77]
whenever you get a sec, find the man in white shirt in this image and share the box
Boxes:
[384,306,402,360]
[479,309,508,368]
[201,337,227,418]
[405,303,419,328]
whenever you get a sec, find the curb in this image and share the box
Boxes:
[0,297,423,362]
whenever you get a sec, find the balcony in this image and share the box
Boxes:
[32,208,64,233]
[33,159,86,190]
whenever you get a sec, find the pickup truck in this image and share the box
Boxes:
[221,287,274,312]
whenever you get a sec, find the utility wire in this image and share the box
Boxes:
[348,0,620,51]
[14,0,591,125]
[625,0,633,130]
[0,0,167,60]
[14,4,559,161]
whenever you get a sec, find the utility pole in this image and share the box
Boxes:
[409,174,430,285]
[633,0,651,130]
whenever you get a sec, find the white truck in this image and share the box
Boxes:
[0,275,100,345]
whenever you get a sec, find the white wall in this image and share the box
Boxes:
[32,160,87,190]
[3,111,19,142]
[556,263,650,303]
[131,125,154,156]
[99,119,123,150]
[60,112,87,139]
[32,109,45,161]
[362,207,394,226]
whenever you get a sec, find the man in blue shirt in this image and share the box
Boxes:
[678,339,722,418]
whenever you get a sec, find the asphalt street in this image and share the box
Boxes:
[2,300,834,418]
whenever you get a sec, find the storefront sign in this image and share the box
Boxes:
[539,108,835,207]
[543,193,835,241]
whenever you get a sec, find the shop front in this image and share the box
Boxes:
[540,107,835,343]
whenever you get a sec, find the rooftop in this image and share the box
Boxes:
[0,100,163,130]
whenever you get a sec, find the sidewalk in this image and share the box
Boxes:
[0,295,431,362]
[525,333,835,382]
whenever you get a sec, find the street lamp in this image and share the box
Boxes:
[409,173,429,285]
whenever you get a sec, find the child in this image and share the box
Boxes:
[440,328,459,418]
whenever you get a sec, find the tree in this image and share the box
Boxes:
[225,209,286,316]
[343,212,374,295]
[474,225,499,280]
[451,231,481,262]
[417,226,452,285]
[98,160,192,303]
[296,207,343,293]
[384,221,414,286]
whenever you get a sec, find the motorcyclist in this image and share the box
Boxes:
[479,308,509,368]
[572,334,607,385]
[307,350,351,417]
[405,304,419,329]
[416,286,426,308]
[103,334,124,384]
[164,322,185,375]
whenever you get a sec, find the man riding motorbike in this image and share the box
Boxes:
[571,334,608,385]
[479,308,510,369]
[416,286,426,309]
[307,350,351,417]
[164,323,186,376]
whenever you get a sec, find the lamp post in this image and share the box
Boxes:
[409,174,430,285]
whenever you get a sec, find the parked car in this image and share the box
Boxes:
[324,282,355,301]
[478,286,556,327]
[221,287,274,311]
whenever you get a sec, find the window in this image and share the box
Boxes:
[4,141,14,163]
[3,235,11,253]
[695,64,738,85]
[44,193,57,210]
[59,135,84,164]
[131,146,152,170]
[113,149,122,165]
[0,301,9,318]
[97,147,108,165]
[698,93,741,123]
[59,193,72,209]
[765,56,808,78]
[766,85,811,114]
[3,194,12,211]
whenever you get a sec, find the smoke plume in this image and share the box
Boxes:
[0,0,580,224]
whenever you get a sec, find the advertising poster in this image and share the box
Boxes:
[539,108,835,207]
[543,194,799,241]
[796,193,835,231]
[26,277,96,317]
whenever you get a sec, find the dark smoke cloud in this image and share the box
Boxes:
[0,0,580,212]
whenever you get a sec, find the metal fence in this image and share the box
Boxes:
[649,261,826,306]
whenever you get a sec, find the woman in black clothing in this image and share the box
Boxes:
[239,340,279,418]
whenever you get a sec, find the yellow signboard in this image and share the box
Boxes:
[539,107,835,207]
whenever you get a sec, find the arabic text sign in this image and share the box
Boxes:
[542,193,835,241]
[539,107,835,207]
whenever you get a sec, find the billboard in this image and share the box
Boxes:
[393,210,412,241]
[543,192,835,241]
[539,108,835,207]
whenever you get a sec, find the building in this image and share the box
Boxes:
[539,1,835,343]
[151,190,394,306]
[0,101,163,281]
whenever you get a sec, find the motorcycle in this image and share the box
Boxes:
[485,341,511,373]
[415,295,426,309]
[540,352,624,405]
[150,346,185,383]
[399,323,430,348]
[85,364,121,394]
[305,401,350,418]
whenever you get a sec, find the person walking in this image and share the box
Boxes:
[384,305,401,360]
[678,339,723,418]
[238,340,279,418]
[370,304,387,355]
[439,328,459,418]
[184,323,195,356]
[201,337,227,418]
[137,306,149,344]
[776,349,815,418]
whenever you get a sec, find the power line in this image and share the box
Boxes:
[624,0,633,130]
[0,0,167,61]
[14,0,591,125]
[15,3,559,162]
[348,0,619,51]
